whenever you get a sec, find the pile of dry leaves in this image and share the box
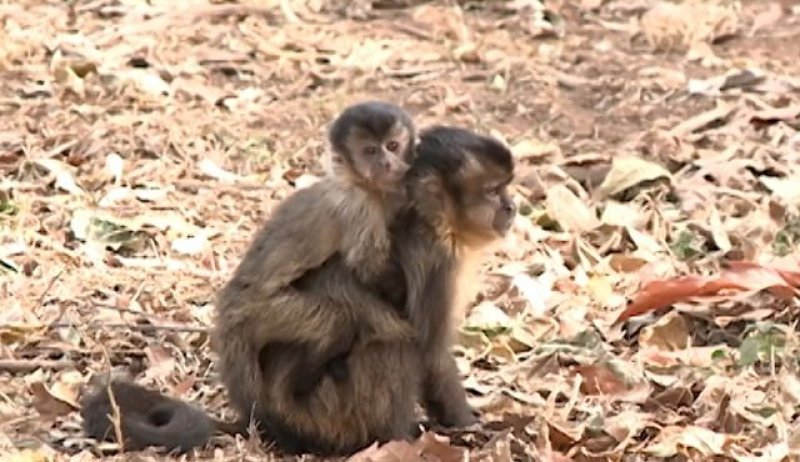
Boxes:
[1,0,800,460]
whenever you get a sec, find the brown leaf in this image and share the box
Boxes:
[347,440,423,462]
[614,260,800,324]
[639,311,690,351]
[750,105,800,124]
[608,254,649,273]
[418,432,467,462]
[643,425,738,458]
[30,382,77,419]
[594,156,672,200]
[537,449,574,462]
[142,345,176,382]
[473,431,513,461]
[545,184,599,232]
[575,364,630,396]
[668,104,736,137]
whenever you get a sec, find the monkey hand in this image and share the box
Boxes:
[437,404,479,429]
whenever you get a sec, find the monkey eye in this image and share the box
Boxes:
[484,186,500,198]
[386,140,400,152]
[364,146,379,156]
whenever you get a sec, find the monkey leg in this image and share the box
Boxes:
[258,339,421,456]
[422,349,478,428]
[213,286,356,414]
[260,326,358,402]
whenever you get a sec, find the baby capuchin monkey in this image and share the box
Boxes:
[79,101,418,454]
[213,100,419,426]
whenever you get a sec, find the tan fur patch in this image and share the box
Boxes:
[451,246,484,329]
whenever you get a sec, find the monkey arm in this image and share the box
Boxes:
[230,183,348,298]
[411,265,477,428]
[401,242,455,350]
[398,237,476,428]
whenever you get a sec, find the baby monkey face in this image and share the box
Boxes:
[329,101,417,192]
[347,120,414,185]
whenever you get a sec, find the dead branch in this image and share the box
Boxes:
[0,359,73,373]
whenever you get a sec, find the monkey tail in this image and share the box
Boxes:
[80,380,220,454]
[121,401,214,452]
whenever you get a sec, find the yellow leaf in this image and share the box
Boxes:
[545,184,599,233]
[595,156,671,200]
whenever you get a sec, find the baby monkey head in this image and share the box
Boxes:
[412,126,517,246]
[329,101,416,191]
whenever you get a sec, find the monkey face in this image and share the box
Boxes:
[412,125,517,247]
[457,172,516,243]
[328,102,417,191]
[346,121,414,187]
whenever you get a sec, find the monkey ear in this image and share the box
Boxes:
[412,175,455,237]
[323,149,346,177]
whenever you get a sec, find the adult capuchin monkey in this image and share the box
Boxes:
[80,124,517,457]
[243,125,517,454]
[390,125,517,429]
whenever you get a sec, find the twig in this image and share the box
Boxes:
[0,359,73,373]
[48,321,209,334]
[382,65,449,79]
[106,378,124,452]
[97,344,125,452]
[669,103,737,137]
[91,5,279,46]
[93,303,151,317]
[279,0,302,24]
[389,22,434,41]
[174,179,274,192]
[41,268,66,324]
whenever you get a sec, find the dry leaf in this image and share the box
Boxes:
[32,158,84,195]
[511,138,562,163]
[198,158,241,183]
[545,184,599,232]
[104,152,124,184]
[30,382,77,419]
[644,425,736,457]
[639,311,691,351]
[595,156,671,200]
[615,260,800,324]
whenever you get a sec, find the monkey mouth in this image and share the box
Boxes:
[378,169,407,185]
[495,216,515,235]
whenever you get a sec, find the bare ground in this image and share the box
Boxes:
[2,0,800,461]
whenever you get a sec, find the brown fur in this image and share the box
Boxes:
[80,379,218,454]
[80,101,417,456]
[79,121,516,458]
[385,125,517,428]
